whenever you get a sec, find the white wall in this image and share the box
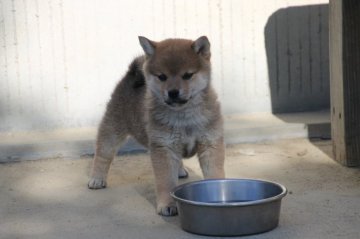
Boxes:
[0,0,329,132]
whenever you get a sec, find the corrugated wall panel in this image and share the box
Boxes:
[0,0,329,131]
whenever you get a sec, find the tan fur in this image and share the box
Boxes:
[88,36,225,216]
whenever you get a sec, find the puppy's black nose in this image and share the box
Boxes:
[168,89,179,99]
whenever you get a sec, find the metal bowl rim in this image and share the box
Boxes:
[170,178,287,207]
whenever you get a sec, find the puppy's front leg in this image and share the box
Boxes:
[150,145,179,216]
[198,138,225,179]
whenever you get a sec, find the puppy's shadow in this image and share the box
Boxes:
[134,167,202,225]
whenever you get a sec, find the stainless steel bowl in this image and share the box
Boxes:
[170,178,287,236]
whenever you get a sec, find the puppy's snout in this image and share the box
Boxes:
[168,89,180,99]
[165,89,188,106]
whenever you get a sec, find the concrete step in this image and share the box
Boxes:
[225,110,330,143]
[0,110,330,162]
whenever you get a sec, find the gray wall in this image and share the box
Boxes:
[0,0,329,132]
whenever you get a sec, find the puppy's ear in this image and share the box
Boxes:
[138,36,156,56]
[192,36,211,59]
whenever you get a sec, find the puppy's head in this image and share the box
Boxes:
[138,36,211,109]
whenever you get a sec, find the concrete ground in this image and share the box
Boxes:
[1,138,360,239]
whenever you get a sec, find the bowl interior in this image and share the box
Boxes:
[173,179,285,205]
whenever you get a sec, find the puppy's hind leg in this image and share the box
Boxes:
[88,121,127,189]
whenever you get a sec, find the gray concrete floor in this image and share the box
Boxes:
[1,139,360,239]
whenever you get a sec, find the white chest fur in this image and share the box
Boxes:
[149,100,213,157]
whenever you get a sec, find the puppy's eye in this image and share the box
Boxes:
[182,72,194,80]
[157,74,167,82]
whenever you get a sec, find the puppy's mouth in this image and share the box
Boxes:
[165,98,189,107]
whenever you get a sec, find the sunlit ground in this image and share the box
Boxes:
[0,139,359,239]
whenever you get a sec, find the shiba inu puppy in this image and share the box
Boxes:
[88,36,225,216]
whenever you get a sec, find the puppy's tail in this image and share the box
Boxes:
[128,55,146,89]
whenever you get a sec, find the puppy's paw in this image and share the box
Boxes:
[157,204,178,216]
[178,167,189,179]
[88,177,107,189]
